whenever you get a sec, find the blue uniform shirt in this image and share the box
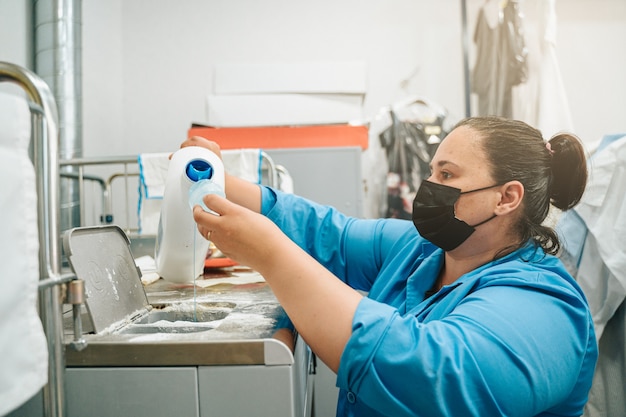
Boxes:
[261,187,597,417]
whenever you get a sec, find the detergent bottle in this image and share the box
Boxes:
[155,146,225,283]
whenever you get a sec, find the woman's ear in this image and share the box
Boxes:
[496,180,524,215]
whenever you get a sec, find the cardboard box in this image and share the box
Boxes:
[205,94,364,127]
[206,61,367,127]
[213,61,367,95]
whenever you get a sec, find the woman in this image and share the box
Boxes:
[187,116,597,417]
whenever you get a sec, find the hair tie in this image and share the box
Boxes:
[546,142,555,156]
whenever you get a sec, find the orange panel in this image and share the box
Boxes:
[188,124,368,150]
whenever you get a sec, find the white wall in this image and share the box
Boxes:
[1,0,625,153]
[557,0,626,143]
[0,0,32,96]
[80,0,469,156]
[0,0,31,68]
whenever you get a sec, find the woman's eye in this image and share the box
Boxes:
[441,171,452,179]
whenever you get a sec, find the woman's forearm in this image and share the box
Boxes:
[258,237,362,373]
[224,173,262,213]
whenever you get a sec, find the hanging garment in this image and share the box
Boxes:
[362,110,393,219]
[512,0,573,138]
[557,133,626,417]
[571,134,626,338]
[137,152,171,235]
[378,98,452,219]
[0,92,49,415]
[472,0,528,118]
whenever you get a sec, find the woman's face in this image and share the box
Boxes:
[427,126,501,228]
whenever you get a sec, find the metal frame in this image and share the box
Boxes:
[0,62,65,417]
[60,151,279,232]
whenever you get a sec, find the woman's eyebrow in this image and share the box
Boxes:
[430,160,459,171]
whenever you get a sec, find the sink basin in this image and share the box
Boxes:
[141,301,236,322]
[116,301,235,334]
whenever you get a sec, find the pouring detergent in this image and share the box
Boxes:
[155,146,225,283]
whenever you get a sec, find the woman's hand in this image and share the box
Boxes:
[181,136,263,212]
[181,136,222,158]
[192,194,283,273]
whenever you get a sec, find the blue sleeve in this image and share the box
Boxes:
[260,186,412,291]
[337,286,596,417]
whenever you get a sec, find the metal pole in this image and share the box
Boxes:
[461,0,472,117]
[35,0,83,232]
[0,61,64,417]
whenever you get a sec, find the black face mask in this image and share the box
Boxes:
[412,180,499,251]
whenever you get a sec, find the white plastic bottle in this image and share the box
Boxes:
[155,146,225,283]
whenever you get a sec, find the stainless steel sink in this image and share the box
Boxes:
[64,282,292,366]
[62,226,294,368]
[115,301,235,334]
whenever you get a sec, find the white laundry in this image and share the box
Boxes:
[137,152,171,235]
[512,0,574,138]
[562,133,626,417]
[573,135,626,339]
[0,91,48,415]
[221,148,262,184]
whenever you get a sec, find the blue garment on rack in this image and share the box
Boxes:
[557,210,587,271]
[261,186,597,417]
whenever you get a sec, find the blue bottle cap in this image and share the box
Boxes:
[185,159,214,182]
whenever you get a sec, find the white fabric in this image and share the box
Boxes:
[575,233,625,341]
[277,168,294,194]
[0,92,48,415]
[572,135,626,339]
[138,152,170,198]
[562,134,626,417]
[221,148,262,184]
[137,149,265,235]
[512,0,574,138]
[137,152,170,235]
[361,108,390,219]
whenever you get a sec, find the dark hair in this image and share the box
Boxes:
[454,116,588,255]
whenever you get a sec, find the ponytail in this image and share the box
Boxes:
[547,133,588,211]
